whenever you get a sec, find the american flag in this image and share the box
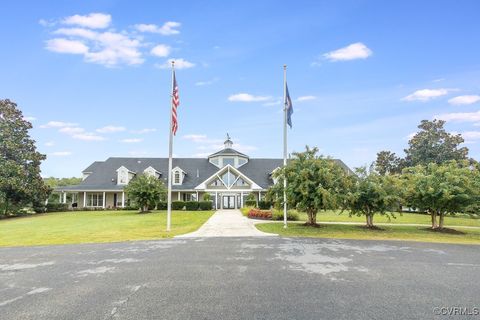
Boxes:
[171,71,180,135]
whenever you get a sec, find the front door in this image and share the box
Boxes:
[222,196,235,209]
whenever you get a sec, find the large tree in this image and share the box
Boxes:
[0,99,49,216]
[374,151,404,175]
[346,166,402,227]
[124,174,166,213]
[402,160,479,229]
[404,119,469,166]
[268,146,353,226]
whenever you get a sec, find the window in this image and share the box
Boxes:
[87,193,104,207]
[118,170,128,184]
[223,157,235,167]
[208,178,223,187]
[235,178,248,187]
[210,158,220,167]
[238,158,247,166]
[174,172,180,184]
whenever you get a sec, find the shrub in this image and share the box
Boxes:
[45,203,69,212]
[247,208,272,220]
[198,201,213,210]
[172,201,185,210]
[157,201,167,210]
[202,193,211,201]
[245,200,257,207]
[185,201,199,211]
[272,209,299,221]
[258,200,271,210]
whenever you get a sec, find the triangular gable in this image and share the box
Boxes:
[194,164,262,190]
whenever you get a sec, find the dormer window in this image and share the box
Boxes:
[174,172,180,184]
[144,166,161,178]
[172,166,186,185]
[116,166,134,185]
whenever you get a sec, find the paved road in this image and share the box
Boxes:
[1,237,479,320]
[177,209,276,237]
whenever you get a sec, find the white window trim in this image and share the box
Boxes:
[172,166,186,185]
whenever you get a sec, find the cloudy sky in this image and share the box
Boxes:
[1,0,479,177]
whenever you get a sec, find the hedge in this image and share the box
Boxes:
[172,201,185,210]
[46,203,69,212]
[157,201,167,210]
[245,200,257,207]
[258,200,271,210]
[185,201,199,210]
[198,201,213,210]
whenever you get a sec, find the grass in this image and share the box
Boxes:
[256,222,480,245]
[0,210,214,247]
[288,210,480,227]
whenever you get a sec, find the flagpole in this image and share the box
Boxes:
[283,65,288,229]
[166,61,175,232]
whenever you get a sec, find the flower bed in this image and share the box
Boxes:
[247,208,272,220]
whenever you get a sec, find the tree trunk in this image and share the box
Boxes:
[306,210,317,226]
[438,211,445,229]
[430,210,438,229]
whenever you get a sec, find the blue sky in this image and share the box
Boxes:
[1,0,479,177]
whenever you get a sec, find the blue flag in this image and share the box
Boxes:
[286,83,293,128]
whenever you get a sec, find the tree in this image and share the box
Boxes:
[346,166,402,227]
[44,177,82,203]
[404,119,468,166]
[374,151,403,175]
[124,175,166,213]
[0,99,49,216]
[267,146,353,226]
[402,160,479,229]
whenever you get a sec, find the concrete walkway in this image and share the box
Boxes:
[177,209,277,238]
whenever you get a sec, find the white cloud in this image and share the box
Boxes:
[402,88,451,102]
[323,42,372,62]
[183,134,208,142]
[50,151,72,156]
[407,132,417,140]
[134,22,181,35]
[120,138,143,143]
[23,116,36,121]
[151,44,171,57]
[96,125,126,133]
[54,27,97,39]
[296,95,317,102]
[73,133,106,141]
[40,121,77,128]
[45,141,55,147]
[131,128,157,134]
[45,38,89,54]
[59,127,85,135]
[435,110,480,123]
[195,77,219,86]
[228,93,271,102]
[461,131,480,141]
[448,95,480,106]
[83,32,143,66]
[62,13,111,29]
[155,58,195,69]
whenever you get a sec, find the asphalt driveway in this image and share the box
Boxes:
[1,237,479,320]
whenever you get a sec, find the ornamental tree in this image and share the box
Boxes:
[374,151,404,175]
[124,175,166,213]
[346,166,402,227]
[268,146,353,226]
[402,160,479,229]
[0,99,49,216]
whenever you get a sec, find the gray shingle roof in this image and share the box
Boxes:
[208,148,249,158]
[55,157,352,192]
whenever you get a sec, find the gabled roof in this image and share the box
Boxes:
[82,161,104,173]
[195,164,262,190]
[208,148,249,159]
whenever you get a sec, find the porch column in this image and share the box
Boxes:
[241,192,244,208]
[83,192,86,207]
[196,191,199,202]
[258,191,261,204]
[178,192,181,200]
[102,192,106,209]
[215,192,218,210]
[121,192,125,208]
[63,192,67,204]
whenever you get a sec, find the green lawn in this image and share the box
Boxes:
[275,209,480,227]
[256,222,480,245]
[0,210,214,247]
